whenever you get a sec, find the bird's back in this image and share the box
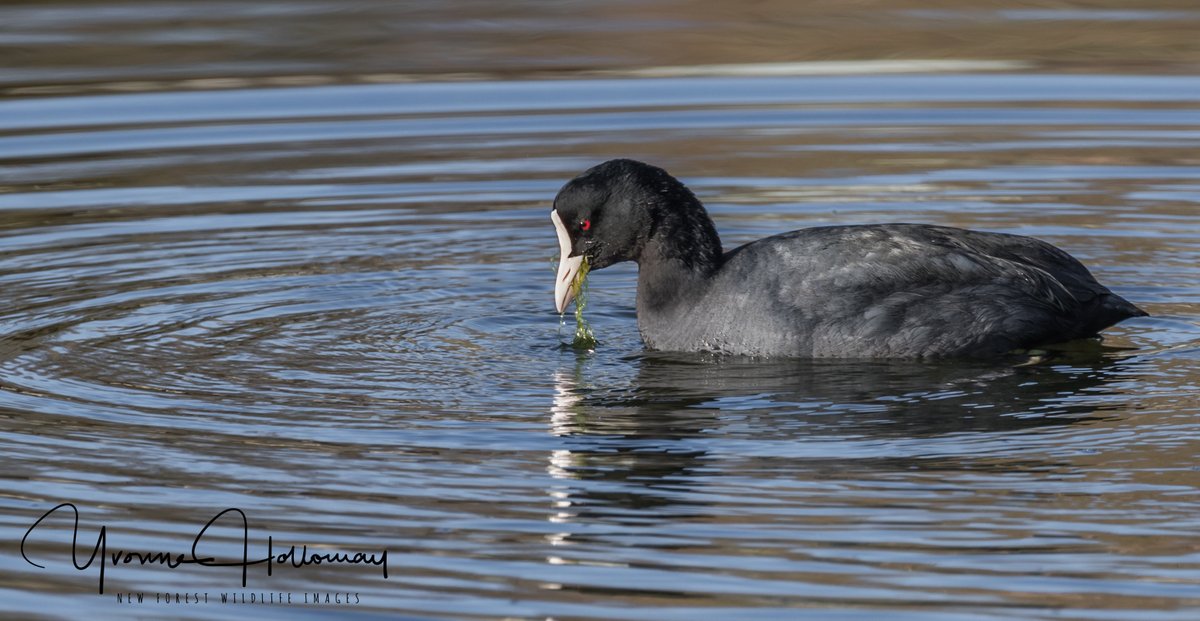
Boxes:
[658,224,1144,358]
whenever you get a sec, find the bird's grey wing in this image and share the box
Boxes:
[730,225,1100,358]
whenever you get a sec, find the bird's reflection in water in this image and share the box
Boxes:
[544,349,1134,553]
[548,357,714,515]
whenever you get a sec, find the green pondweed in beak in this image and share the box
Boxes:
[550,255,596,350]
[568,257,596,349]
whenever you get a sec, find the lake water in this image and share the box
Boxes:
[1,2,1199,619]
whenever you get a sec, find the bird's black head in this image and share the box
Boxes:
[552,159,661,270]
[550,159,722,313]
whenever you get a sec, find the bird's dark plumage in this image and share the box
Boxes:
[550,159,1146,358]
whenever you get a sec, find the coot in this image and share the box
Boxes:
[551,159,1145,358]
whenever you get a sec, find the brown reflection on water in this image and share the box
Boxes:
[3,0,1200,96]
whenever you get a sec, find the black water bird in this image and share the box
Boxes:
[551,159,1145,358]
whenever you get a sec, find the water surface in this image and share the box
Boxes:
[1,2,1199,619]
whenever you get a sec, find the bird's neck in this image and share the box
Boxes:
[632,177,724,325]
[635,230,722,317]
[634,239,723,351]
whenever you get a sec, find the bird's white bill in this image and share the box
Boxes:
[552,209,583,314]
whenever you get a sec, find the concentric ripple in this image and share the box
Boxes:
[1,202,576,435]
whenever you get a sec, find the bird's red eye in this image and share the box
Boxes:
[581,219,591,231]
